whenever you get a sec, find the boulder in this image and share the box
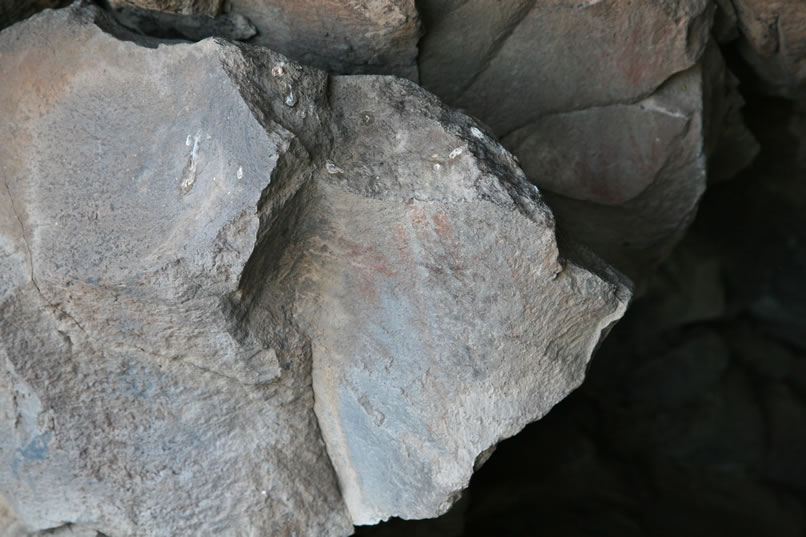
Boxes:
[107,0,223,17]
[0,4,631,534]
[106,2,256,41]
[506,45,752,278]
[418,0,758,279]
[730,0,806,96]
[0,6,351,537]
[230,0,421,79]
[418,0,714,134]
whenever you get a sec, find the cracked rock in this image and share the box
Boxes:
[229,0,421,79]
[730,0,806,96]
[418,0,715,134]
[503,44,757,277]
[0,4,630,535]
[105,2,257,41]
[107,0,223,17]
[417,0,758,279]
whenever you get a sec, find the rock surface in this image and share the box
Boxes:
[0,4,630,535]
[417,0,757,279]
[0,6,351,537]
[107,2,256,41]
[418,0,714,134]
[355,95,806,537]
[729,0,806,96]
[107,0,223,17]
[230,0,421,79]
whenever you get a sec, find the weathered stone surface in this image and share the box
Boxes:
[107,2,256,41]
[107,0,223,17]
[0,4,631,534]
[0,6,350,536]
[730,0,806,96]
[418,0,714,134]
[503,45,740,278]
[296,79,631,524]
[417,0,758,279]
[229,0,420,79]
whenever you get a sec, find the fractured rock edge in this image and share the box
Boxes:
[0,4,632,534]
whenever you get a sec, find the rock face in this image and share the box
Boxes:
[729,0,806,96]
[230,0,421,79]
[0,6,351,537]
[0,4,630,535]
[107,2,257,41]
[107,0,223,17]
[100,0,421,79]
[418,0,714,133]
[417,0,756,279]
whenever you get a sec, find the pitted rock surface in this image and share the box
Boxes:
[0,5,631,535]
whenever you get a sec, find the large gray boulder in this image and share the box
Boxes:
[417,0,756,279]
[0,5,630,535]
[0,6,350,537]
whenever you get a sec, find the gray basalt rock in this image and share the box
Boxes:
[230,0,421,80]
[418,0,715,134]
[0,7,350,537]
[0,4,631,535]
[102,0,421,79]
[417,0,757,279]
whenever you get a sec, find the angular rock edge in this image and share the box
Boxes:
[0,3,632,534]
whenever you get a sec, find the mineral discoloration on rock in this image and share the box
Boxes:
[0,5,631,535]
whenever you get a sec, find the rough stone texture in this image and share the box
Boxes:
[107,2,256,41]
[355,96,806,537]
[417,0,758,280]
[0,6,350,537]
[504,44,754,278]
[730,0,806,96]
[0,4,631,535]
[107,0,223,17]
[297,77,631,523]
[418,0,714,134]
[229,0,420,79]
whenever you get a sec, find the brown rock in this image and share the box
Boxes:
[731,0,806,96]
